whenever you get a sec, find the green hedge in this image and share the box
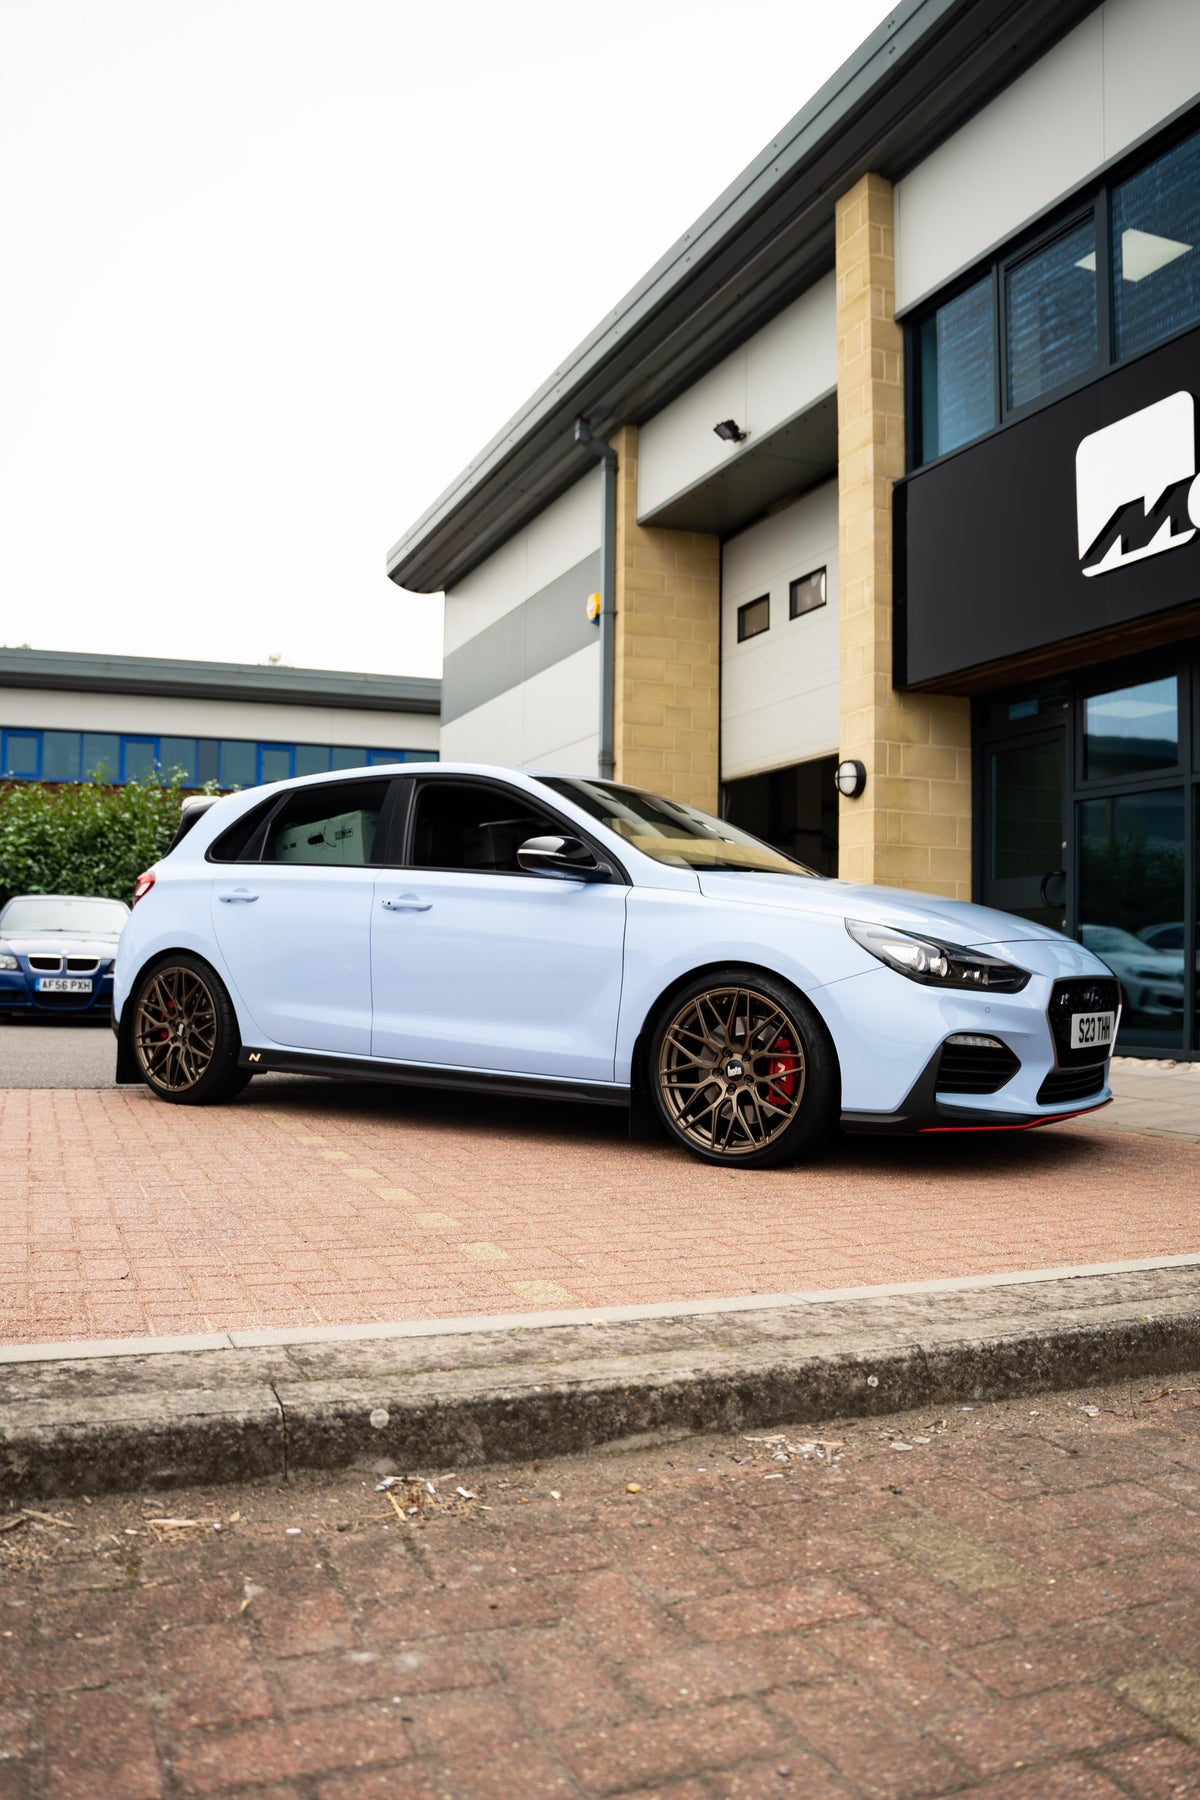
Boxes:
[0,773,192,911]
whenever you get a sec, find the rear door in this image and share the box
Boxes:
[211,776,394,1055]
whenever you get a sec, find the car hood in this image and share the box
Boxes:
[0,932,121,957]
[695,872,1068,947]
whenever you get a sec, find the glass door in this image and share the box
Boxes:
[981,730,1068,929]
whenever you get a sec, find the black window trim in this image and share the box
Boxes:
[399,772,631,884]
[787,566,828,620]
[736,593,771,642]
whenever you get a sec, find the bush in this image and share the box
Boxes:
[0,772,191,910]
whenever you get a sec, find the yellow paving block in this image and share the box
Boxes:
[316,1150,350,1161]
[508,1280,582,1306]
[372,1186,420,1203]
[457,1242,510,1263]
[343,1167,383,1181]
[410,1212,459,1230]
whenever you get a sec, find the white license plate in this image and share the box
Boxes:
[35,978,92,994]
[1070,1010,1114,1051]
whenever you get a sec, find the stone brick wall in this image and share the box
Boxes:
[835,173,972,899]
[610,424,720,811]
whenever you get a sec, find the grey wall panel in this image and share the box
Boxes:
[442,552,600,725]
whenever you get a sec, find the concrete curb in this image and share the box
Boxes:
[3,1261,1199,1501]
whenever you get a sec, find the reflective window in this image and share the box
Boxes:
[991,739,1062,882]
[1112,126,1200,360]
[259,744,292,784]
[331,745,368,770]
[196,739,220,786]
[1079,788,1185,1049]
[1005,219,1098,410]
[3,731,39,777]
[160,737,197,783]
[122,739,156,782]
[788,569,827,619]
[219,740,255,789]
[295,744,331,777]
[41,731,79,781]
[82,733,119,780]
[916,276,995,462]
[265,778,388,866]
[545,778,816,876]
[410,782,561,874]
[1083,676,1178,781]
[737,595,770,642]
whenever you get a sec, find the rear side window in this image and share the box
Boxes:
[264,779,389,866]
[208,796,280,863]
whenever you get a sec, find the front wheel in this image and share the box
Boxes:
[648,970,838,1168]
[130,955,251,1105]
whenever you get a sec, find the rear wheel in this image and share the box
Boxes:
[131,955,251,1105]
[649,969,837,1167]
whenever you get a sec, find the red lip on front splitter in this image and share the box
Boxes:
[919,1098,1113,1133]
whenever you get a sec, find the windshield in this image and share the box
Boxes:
[0,896,130,936]
[542,778,818,876]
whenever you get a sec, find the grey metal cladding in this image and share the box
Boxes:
[0,647,441,714]
[441,552,601,725]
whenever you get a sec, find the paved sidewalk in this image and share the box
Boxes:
[1,1067,1198,1347]
[2,1376,1198,1799]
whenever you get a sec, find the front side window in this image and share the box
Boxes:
[1112,126,1200,360]
[544,778,817,876]
[1005,219,1098,410]
[916,276,996,462]
[410,782,560,874]
[264,779,388,866]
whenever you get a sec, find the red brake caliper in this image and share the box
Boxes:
[768,1032,799,1100]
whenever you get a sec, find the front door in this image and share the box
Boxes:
[980,729,1069,930]
[370,778,627,1081]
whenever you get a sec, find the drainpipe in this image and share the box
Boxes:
[574,418,617,780]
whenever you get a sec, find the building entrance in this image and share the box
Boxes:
[722,756,838,877]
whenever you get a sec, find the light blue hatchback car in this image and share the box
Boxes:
[113,763,1121,1167]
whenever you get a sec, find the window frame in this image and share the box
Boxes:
[736,594,771,643]
[397,774,629,883]
[788,567,828,620]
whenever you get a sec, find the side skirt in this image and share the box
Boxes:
[237,1045,631,1109]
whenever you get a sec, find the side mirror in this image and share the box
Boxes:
[517,834,610,882]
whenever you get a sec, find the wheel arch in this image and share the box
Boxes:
[116,947,245,1085]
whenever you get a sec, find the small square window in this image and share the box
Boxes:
[789,568,827,618]
[737,595,770,642]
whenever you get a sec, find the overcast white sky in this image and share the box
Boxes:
[1,0,892,679]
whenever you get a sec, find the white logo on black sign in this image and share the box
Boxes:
[1075,390,1200,577]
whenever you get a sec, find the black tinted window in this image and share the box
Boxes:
[208,796,280,863]
[263,780,389,866]
[410,782,558,873]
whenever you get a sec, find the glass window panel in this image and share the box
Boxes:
[330,745,368,770]
[991,740,1063,882]
[121,739,156,783]
[401,750,438,764]
[195,739,219,786]
[788,569,826,619]
[1083,676,1178,781]
[4,731,39,778]
[81,733,119,781]
[294,744,331,777]
[367,749,402,767]
[737,595,770,642]
[41,731,79,781]
[219,740,256,789]
[1005,220,1098,410]
[917,276,996,462]
[1113,127,1200,360]
[259,744,292,784]
[264,778,388,866]
[159,737,197,784]
[1079,788,1185,1049]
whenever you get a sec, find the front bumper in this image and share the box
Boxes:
[0,963,116,1015]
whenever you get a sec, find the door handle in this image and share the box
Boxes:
[218,889,259,904]
[381,895,432,912]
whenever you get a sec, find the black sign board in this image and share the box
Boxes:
[898,322,1200,687]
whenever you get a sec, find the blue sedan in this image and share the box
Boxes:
[0,894,129,1019]
[113,764,1120,1167]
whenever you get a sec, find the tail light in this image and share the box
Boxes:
[133,871,156,905]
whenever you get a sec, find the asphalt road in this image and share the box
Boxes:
[0,1018,118,1087]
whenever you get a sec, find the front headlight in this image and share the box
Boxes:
[0,952,18,971]
[846,919,1030,992]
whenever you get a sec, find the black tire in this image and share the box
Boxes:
[647,967,838,1168]
[129,953,252,1105]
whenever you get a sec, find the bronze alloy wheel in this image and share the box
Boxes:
[656,984,808,1158]
[134,964,219,1094]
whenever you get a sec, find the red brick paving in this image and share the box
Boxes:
[0,1081,1198,1345]
[1,1381,1199,1797]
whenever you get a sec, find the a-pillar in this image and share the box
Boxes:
[835,173,972,899]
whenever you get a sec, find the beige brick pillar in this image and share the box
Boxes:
[835,174,972,898]
[609,423,720,811]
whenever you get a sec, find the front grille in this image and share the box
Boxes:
[66,957,100,973]
[28,955,62,973]
[1047,977,1121,1067]
[1038,1063,1107,1105]
[936,1038,1021,1095]
[34,992,95,1009]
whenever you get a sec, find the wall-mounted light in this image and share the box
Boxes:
[713,419,747,443]
[834,758,867,799]
[586,591,601,623]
